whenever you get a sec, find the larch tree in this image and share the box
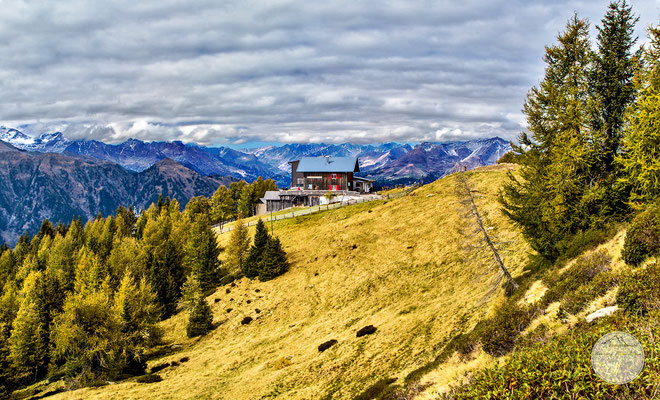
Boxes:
[225,216,251,276]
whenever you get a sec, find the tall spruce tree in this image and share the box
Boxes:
[182,214,220,291]
[500,15,595,260]
[186,292,213,338]
[244,219,268,278]
[257,237,289,281]
[591,0,639,172]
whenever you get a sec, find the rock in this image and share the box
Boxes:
[318,339,338,352]
[586,306,618,323]
[241,316,253,325]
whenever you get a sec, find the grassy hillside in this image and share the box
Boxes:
[37,164,530,399]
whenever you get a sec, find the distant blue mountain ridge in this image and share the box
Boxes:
[0,126,511,187]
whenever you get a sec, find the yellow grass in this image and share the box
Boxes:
[48,164,531,400]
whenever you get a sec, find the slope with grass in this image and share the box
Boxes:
[37,164,529,400]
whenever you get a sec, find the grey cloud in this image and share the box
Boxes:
[1,0,658,146]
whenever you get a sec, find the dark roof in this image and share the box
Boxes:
[260,191,281,203]
[295,156,359,173]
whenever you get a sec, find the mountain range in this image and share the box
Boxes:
[0,127,511,187]
[0,126,510,244]
[0,139,231,245]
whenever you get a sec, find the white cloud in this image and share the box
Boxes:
[0,0,658,145]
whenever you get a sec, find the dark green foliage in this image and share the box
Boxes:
[182,214,221,291]
[478,303,538,357]
[136,374,163,383]
[622,203,660,266]
[243,220,268,278]
[616,262,660,315]
[591,0,639,172]
[541,250,612,308]
[496,150,519,164]
[257,237,289,281]
[447,315,660,399]
[186,296,214,338]
[554,224,619,263]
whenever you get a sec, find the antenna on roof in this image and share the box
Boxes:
[322,155,331,164]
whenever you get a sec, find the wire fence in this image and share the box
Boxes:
[213,186,418,233]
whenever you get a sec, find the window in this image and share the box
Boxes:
[332,173,337,179]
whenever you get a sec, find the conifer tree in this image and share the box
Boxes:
[257,237,289,281]
[0,282,19,395]
[591,0,639,172]
[9,271,50,381]
[619,25,660,204]
[500,15,595,259]
[238,186,254,218]
[182,214,220,291]
[211,185,234,224]
[243,219,268,278]
[113,274,161,355]
[181,273,202,311]
[142,215,184,318]
[186,293,213,338]
[225,215,251,276]
[50,289,123,387]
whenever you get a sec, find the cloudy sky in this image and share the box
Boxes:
[0,0,658,147]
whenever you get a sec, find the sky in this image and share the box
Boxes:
[0,0,658,148]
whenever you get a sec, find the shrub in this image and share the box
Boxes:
[356,325,377,337]
[136,374,162,384]
[241,316,253,325]
[317,339,338,352]
[179,357,189,363]
[186,296,214,338]
[622,204,660,266]
[448,315,660,400]
[541,250,611,308]
[478,302,538,357]
[617,262,660,315]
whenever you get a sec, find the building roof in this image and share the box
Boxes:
[295,156,359,173]
[260,191,281,203]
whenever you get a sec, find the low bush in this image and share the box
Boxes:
[555,225,618,263]
[241,316,253,325]
[446,315,660,400]
[617,262,660,315]
[478,302,538,357]
[622,204,660,266]
[136,374,163,384]
[317,339,338,352]
[541,250,611,308]
[356,325,377,337]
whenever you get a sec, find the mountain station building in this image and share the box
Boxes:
[258,156,375,213]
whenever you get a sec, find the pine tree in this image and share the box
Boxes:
[142,215,184,318]
[619,25,660,204]
[238,186,254,218]
[500,15,595,260]
[243,219,268,278]
[225,215,251,276]
[591,0,639,172]
[186,294,213,338]
[182,214,220,291]
[181,273,202,311]
[257,237,289,281]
